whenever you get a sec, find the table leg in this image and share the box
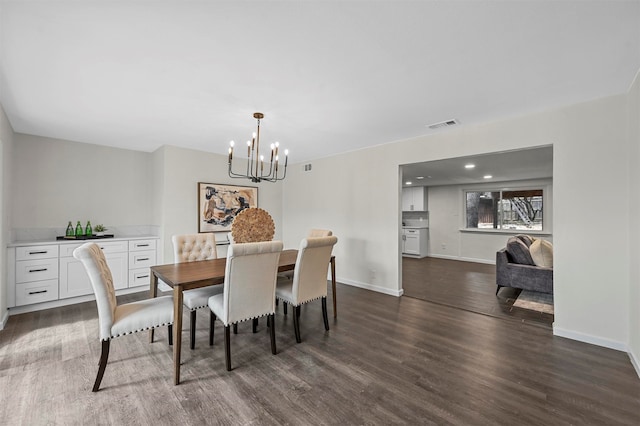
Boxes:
[149,272,158,343]
[330,257,337,318]
[173,284,184,385]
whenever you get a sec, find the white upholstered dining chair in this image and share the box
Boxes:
[172,233,223,349]
[279,229,332,281]
[73,242,174,392]
[276,236,338,343]
[208,240,283,371]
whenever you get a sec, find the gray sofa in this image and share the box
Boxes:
[496,235,553,295]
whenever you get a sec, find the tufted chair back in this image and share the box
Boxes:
[291,236,338,304]
[73,243,118,341]
[217,240,283,325]
[307,229,333,238]
[172,233,217,263]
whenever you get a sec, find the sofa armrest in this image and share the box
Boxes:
[496,248,553,294]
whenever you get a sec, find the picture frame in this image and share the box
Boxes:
[198,182,258,233]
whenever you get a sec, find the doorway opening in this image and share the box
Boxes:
[400,146,554,328]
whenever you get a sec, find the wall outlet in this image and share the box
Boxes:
[441,243,446,250]
[370,269,376,282]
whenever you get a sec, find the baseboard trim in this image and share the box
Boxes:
[338,277,403,297]
[553,325,628,352]
[427,254,495,265]
[0,309,9,330]
[629,348,640,379]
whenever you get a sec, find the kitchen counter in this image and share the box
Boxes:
[402,225,429,229]
[8,235,157,247]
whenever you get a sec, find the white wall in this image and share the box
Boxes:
[11,134,153,232]
[282,93,631,351]
[156,145,284,263]
[0,103,15,326]
[628,70,640,373]
[427,178,553,263]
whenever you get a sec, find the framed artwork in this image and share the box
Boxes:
[198,182,258,233]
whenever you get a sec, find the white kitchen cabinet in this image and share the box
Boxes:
[402,187,427,211]
[402,228,429,258]
[13,244,59,305]
[59,242,129,299]
[9,237,158,308]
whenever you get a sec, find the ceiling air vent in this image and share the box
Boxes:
[427,119,459,130]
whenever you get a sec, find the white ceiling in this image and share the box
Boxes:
[401,145,553,187]
[1,1,639,164]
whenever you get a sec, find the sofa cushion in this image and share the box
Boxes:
[515,234,534,247]
[530,239,553,268]
[506,237,535,265]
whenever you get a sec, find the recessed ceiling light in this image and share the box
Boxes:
[484,175,492,179]
[465,164,475,169]
[416,176,424,180]
[405,181,412,185]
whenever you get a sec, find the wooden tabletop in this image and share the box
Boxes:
[151,249,299,288]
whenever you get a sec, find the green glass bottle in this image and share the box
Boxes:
[65,221,74,237]
[75,221,83,237]
[85,221,92,236]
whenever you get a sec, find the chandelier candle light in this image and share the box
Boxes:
[228,112,288,183]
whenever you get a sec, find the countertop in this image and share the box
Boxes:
[402,226,429,229]
[8,235,158,247]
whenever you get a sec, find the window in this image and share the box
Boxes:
[465,189,543,231]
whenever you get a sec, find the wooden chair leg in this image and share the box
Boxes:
[233,323,238,334]
[283,301,288,315]
[275,298,279,307]
[252,318,258,333]
[322,297,330,331]
[269,314,277,355]
[224,325,232,371]
[92,340,110,392]
[168,324,173,346]
[190,310,197,350]
[296,305,301,318]
[210,311,216,346]
[293,306,301,343]
[495,285,502,295]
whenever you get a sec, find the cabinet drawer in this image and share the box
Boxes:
[94,241,128,253]
[16,245,59,261]
[129,268,152,287]
[16,258,59,283]
[59,243,83,258]
[129,250,155,269]
[15,279,58,306]
[129,239,157,251]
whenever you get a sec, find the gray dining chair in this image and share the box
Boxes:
[276,235,338,343]
[73,242,174,392]
[172,233,223,349]
[208,240,283,371]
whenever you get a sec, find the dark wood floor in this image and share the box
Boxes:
[1,284,638,425]
[403,256,554,328]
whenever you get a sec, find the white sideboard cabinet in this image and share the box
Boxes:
[8,237,158,312]
[402,187,427,211]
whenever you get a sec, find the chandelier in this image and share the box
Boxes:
[227,112,288,183]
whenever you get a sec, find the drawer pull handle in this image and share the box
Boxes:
[137,274,149,279]
[28,251,48,255]
[29,268,48,273]
[28,290,47,295]
[138,258,149,261]
[137,244,150,247]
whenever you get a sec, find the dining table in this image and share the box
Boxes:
[148,248,337,385]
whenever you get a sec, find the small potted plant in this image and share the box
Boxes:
[94,224,107,236]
